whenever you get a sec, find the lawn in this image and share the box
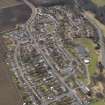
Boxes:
[90,100,105,105]
[91,0,105,7]
[75,38,98,76]
[74,38,104,105]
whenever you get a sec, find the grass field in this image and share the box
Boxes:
[82,11,105,105]
[75,38,98,76]
[74,38,104,105]
[90,100,105,105]
[91,0,105,7]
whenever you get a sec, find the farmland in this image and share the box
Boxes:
[0,36,23,105]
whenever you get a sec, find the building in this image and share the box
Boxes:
[76,45,90,64]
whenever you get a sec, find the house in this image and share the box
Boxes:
[76,45,90,64]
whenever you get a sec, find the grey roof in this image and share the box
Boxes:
[76,45,88,58]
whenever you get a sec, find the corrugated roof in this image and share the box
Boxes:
[0,0,23,9]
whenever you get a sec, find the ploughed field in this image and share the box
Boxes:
[0,37,23,105]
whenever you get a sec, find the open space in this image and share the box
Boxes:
[90,100,105,105]
[75,38,98,76]
[91,0,105,7]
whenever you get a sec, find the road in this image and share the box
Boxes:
[22,1,105,105]
[10,0,91,105]
[23,0,84,105]
[13,1,42,104]
[95,25,105,68]
[14,42,41,104]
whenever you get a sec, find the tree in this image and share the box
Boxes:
[97,62,104,73]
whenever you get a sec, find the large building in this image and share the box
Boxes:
[0,0,31,32]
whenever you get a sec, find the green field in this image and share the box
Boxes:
[91,0,105,7]
[75,38,98,76]
[90,100,105,105]
[74,38,105,105]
